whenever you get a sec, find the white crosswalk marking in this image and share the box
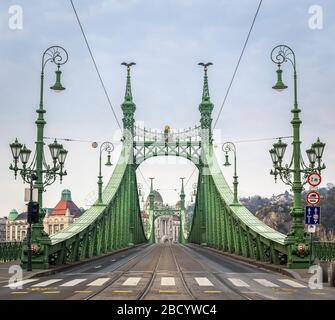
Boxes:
[87,278,110,286]
[4,279,39,288]
[161,277,175,286]
[278,279,307,288]
[122,277,141,286]
[32,279,63,287]
[227,278,250,287]
[253,279,279,288]
[60,279,87,287]
[195,277,214,287]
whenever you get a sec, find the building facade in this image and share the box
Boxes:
[142,190,181,244]
[0,217,7,242]
[4,189,83,241]
[155,215,180,244]
[43,189,83,235]
[5,209,28,242]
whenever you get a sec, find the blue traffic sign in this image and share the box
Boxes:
[305,206,321,225]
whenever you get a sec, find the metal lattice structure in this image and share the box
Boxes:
[1,63,334,269]
[133,126,202,167]
[0,242,23,262]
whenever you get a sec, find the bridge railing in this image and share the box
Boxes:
[313,241,335,261]
[0,242,23,262]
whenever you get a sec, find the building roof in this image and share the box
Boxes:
[49,189,82,218]
[16,212,28,220]
[8,209,18,221]
[145,190,164,205]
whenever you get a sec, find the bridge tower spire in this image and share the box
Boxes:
[179,177,185,211]
[149,177,155,211]
[121,62,136,136]
[198,62,214,144]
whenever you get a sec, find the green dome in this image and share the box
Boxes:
[61,189,72,201]
[8,209,18,221]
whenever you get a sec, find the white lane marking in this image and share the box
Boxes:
[32,279,63,287]
[253,279,279,288]
[122,277,141,286]
[4,279,39,288]
[161,277,175,286]
[278,279,307,288]
[195,277,214,287]
[60,279,87,287]
[227,278,250,287]
[87,278,110,286]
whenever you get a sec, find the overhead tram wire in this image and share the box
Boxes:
[231,135,293,144]
[138,167,150,190]
[213,0,263,129]
[185,167,197,188]
[69,0,122,130]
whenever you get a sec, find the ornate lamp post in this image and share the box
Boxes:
[270,45,326,268]
[222,142,239,205]
[190,191,194,203]
[95,142,114,205]
[9,46,69,270]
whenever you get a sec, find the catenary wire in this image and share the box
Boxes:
[213,0,263,129]
[69,0,122,130]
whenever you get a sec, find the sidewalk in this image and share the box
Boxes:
[0,245,144,285]
[190,244,316,284]
[0,261,47,285]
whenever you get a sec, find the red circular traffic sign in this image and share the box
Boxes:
[31,244,37,254]
[306,191,321,206]
[298,243,305,253]
[308,172,322,187]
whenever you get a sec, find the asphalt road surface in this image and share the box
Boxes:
[0,243,334,300]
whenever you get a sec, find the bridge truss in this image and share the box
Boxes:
[2,63,334,269]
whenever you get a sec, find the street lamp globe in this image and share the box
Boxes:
[223,153,231,167]
[58,148,68,165]
[10,138,23,160]
[312,138,325,159]
[105,153,113,166]
[269,148,278,165]
[50,65,66,92]
[272,65,288,92]
[48,139,62,161]
[273,138,287,160]
[20,145,32,165]
[306,148,316,166]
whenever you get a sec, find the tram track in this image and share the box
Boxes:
[178,244,254,300]
[84,244,159,300]
[138,243,195,300]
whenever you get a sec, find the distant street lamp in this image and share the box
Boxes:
[9,46,69,270]
[270,44,326,268]
[222,142,239,205]
[95,142,114,205]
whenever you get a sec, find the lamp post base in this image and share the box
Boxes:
[21,224,51,270]
[285,240,312,269]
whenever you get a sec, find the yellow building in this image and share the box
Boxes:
[5,190,83,241]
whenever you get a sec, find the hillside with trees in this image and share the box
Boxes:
[240,185,335,240]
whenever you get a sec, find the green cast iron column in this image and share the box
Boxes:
[270,45,310,268]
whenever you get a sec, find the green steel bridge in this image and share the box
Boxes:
[1,63,335,270]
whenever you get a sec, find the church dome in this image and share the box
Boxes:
[145,190,164,208]
[61,189,72,201]
[8,209,18,221]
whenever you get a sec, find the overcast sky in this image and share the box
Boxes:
[0,0,334,217]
